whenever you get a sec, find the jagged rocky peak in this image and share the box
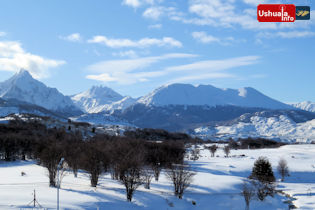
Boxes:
[0,69,81,114]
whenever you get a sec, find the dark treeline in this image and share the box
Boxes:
[124,128,202,143]
[0,119,187,201]
[228,137,286,149]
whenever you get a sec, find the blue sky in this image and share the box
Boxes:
[0,0,314,102]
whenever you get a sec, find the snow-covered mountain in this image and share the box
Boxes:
[0,70,82,116]
[70,112,134,127]
[193,110,315,143]
[138,83,293,110]
[106,96,137,112]
[291,101,315,113]
[71,86,125,113]
[0,98,65,119]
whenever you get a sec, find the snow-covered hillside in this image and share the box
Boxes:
[138,84,293,110]
[106,96,137,113]
[0,98,64,119]
[2,145,315,209]
[71,86,126,113]
[194,114,315,143]
[0,70,81,115]
[291,101,315,113]
[70,112,135,127]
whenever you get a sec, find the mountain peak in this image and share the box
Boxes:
[138,83,292,109]
[15,69,33,78]
[71,85,124,113]
[0,69,81,113]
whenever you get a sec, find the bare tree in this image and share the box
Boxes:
[39,140,63,187]
[242,181,255,210]
[166,164,195,199]
[118,155,145,202]
[152,164,161,181]
[223,145,230,157]
[117,141,146,202]
[208,145,218,157]
[277,158,289,181]
[58,162,69,188]
[143,167,154,189]
[191,148,200,161]
[81,142,103,187]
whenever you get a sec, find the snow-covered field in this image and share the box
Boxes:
[1,145,315,209]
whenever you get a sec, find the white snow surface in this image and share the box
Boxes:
[194,115,315,143]
[138,83,293,110]
[106,96,137,113]
[2,145,315,209]
[291,101,315,113]
[71,86,135,113]
[0,70,77,111]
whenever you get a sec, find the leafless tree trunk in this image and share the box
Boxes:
[143,167,154,189]
[209,145,218,157]
[277,158,289,181]
[58,162,69,188]
[152,164,161,181]
[191,148,200,161]
[117,143,145,202]
[166,164,195,199]
[120,166,144,201]
[242,181,255,210]
[39,140,63,187]
[81,142,103,187]
[223,146,230,157]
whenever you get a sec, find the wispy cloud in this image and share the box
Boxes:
[137,0,313,32]
[87,35,182,48]
[86,54,260,85]
[0,32,6,37]
[59,33,82,42]
[122,0,163,8]
[148,24,162,29]
[86,53,197,84]
[143,6,181,20]
[112,50,139,58]
[192,31,220,44]
[192,31,244,45]
[0,41,65,78]
[258,31,315,39]
[122,0,141,8]
[164,56,260,72]
[87,53,196,73]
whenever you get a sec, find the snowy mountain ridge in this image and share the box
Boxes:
[137,83,293,110]
[0,70,81,116]
[71,86,135,113]
[193,111,315,143]
[291,101,315,113]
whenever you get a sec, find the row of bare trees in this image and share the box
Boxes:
[206,145,230,157]
[0,120,195,202]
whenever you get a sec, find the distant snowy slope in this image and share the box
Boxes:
[106,96,137,112]
[0,70,81,116]
[291,101,315,113]
[193,112,315,143]
[71,112,134,127]
[0,98,64,119]
[71,86,124,113]
[138,83,293,110]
